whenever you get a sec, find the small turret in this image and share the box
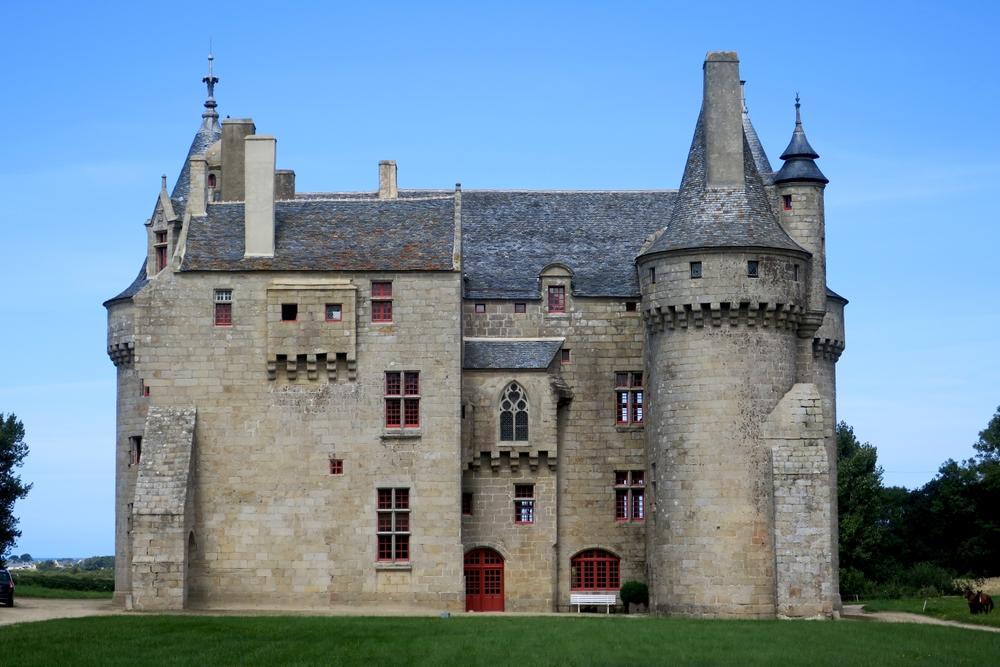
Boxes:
[773,95,828,185]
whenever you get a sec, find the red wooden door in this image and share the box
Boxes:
[465,548,504,611]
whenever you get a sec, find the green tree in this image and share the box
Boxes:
[18,553,31,562]
[0,413,32,567]
[836,421,886,579]
[973,405,1000,462]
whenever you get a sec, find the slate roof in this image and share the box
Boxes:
[641,112,806,257]
[743,111,774,184]
[181,197,456,271]
[170,120,222,213]
[464,339,563,370]
[103,261,148,307]
[461,190,676,299]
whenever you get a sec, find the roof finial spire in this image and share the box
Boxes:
[740,80,748,114]
[201,48,220,129]
[794,92,802,126]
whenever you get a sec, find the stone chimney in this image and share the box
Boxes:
[188,156,208,217]
[244,135,276,257]
[275,169,296,200]
[702,52,744,188]
[378,160,398,199]
[221,118,256,201]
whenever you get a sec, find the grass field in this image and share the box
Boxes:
[864,596,1000,628]
[0,615,998,666]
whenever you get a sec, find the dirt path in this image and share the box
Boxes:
[0,598,120,627]
[842,604,1000,633]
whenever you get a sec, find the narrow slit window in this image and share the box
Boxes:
[649,266,656,284]
[690,261,702,279]
[782,194,793,210]
[154,230,168,273]
[561,349,571,364]
[747,261,759,278]
[462,492,473,516]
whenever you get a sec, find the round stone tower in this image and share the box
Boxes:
[773,98,846,611]
[637,52,812,617]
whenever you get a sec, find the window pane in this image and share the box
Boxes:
[500,412,513,441]
[514,411,528,441]
[615,471,628,486]
[515,484,533,498]
[378,512,392,532]
[395,534,409,560]
[547,286,565,312]
[377,489,393,509]
[394,489,409,509]
[377,535,393,560]
[617,391,629,423]
[631,470,644,486]
[372,300,392,322]
[633,391,644,424]
[632,490,645,520]
[385,399,401,427]
[214,302,232,326]
[404,372,420,395]
[615,489,628,520]
[394,512,409,533]
[615,372,628,388]
[631,372,643,387]
[325,304,342,321]
[404,399,419,427]
[372,281,392,298]
[385,372,401,396]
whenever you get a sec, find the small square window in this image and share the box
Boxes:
[514,302,526,314]
[281,303,298,321]
[325,304,342,321]
[625,301,638,312]
[475,303,486,314]
[462,492,473,516]
[329,458,344,475]
[747,261,759,278]
[690,261,702,279]
[782,194,793,211]
[561,349,571,364]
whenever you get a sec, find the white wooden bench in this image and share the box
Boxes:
[570,593,618,613]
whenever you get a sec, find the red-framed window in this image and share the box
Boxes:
[614,470,645,522]
[325,303,342,321]
[372,281,393,322]
[214,289,233,327]
[154,231,168,273]
[782,194,793,210]
[615,372,644,425]
[571,549,620,591]
[514,484,534,524]
[329,458,344,475]
[376,488,410,562]
[385,371,420,428]
[499,382,528,442]
[547,286,566,313]
[462,492,473,516]
[514,302,526,314]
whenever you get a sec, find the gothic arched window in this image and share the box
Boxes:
[499,382,529,442]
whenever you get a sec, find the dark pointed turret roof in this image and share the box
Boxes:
[170,55,223,211]
[774,95,828,185]
[640,111,805,257]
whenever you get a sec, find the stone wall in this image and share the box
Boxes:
[126,268,464,610]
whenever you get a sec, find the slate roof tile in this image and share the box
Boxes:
[464,339,563,370]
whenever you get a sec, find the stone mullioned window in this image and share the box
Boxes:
[385,371,420,428]
[615,372,644,426]
[376,488,410,562]
[614,470,645,522]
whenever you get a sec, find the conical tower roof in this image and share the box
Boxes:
[774,95,828,185]
[170,54,223,211]
[640,110,805,256]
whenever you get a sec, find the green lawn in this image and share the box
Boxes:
[0,616,998,666]
[864,596,1000,628]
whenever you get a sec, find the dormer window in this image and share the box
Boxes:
[154,231,168,273]
[547,286,566,313]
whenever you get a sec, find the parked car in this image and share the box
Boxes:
[0,569,14,607]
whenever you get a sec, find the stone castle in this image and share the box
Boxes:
[105,51,846,617]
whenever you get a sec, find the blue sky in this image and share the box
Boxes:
[1,1,997,557]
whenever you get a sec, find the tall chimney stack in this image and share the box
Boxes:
[702,52,744,188]
[221,118,256,201]
[244,135,276,257]
[378,160,398,199]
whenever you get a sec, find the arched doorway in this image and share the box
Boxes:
[465,548,504,611]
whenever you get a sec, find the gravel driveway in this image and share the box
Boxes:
[0,598,119,627]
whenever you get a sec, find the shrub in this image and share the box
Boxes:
[619,581,649,612]
[13,570,114,592]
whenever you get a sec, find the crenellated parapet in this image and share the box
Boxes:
[643,301,806,333]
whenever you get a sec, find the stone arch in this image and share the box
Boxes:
[499,381,529,442]
[570,547,621,591]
